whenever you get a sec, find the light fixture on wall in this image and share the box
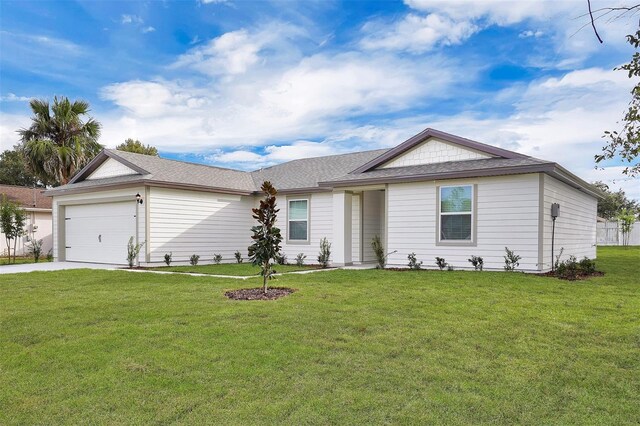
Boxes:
[136,193,144,205]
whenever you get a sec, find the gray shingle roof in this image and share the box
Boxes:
[320,157,555,186]
[109,150,257,192]
[250,149,389,190]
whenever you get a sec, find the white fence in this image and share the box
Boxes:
[596,221,640,246]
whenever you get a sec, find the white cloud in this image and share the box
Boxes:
[0,113,30,151]
[361,13,478,53]
[211,150,263,163]
[142,26,156,34]
[0,93,31,102]
[121,14,144,25]
[172,24,304,76]
[519,29,543,38]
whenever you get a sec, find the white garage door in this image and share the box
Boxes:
[65,202,136,264]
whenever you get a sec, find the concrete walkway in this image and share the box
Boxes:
[0,261,119,274]
[0,261,341,279]
[123,267,339,280]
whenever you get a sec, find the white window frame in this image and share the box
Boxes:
[437,184,475,244]
[287,198,310,244]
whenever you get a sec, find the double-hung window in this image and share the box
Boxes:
[439,185,473,242]
[288,199,309,242]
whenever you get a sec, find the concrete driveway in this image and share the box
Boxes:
[0,262,121,274]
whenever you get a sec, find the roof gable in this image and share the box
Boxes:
[352,128,528,173]
[86,157,140,180]
[380,138,493,168]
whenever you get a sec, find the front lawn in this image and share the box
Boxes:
[153,262,320,276]
[0,256,50,266]
[0,247,638,424]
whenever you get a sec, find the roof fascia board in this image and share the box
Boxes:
[47,179,253,197]
[351,128,529,174]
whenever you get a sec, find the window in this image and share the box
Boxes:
[439,185,473,241]
[288,199,308,241]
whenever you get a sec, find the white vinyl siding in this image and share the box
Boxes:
[52,187,146,262]
[352,193,361,263]
[385,174,540,271]
[147,187,254,264]
[279,192,333,264]
[542,174,597,269]
[362,190,385,263]
[86,158,138,180]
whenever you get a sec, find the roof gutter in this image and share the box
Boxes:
[46,179,253,197]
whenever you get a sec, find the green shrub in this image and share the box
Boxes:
[371,235,386,269]
[27,239,43,263]
[435,257,447,271]
[556,255,579,280]
[126,237,144,268]
[579,257,596,274]
[276,252,287,265]
[213,254,222,264]
[503,247,521,271]
[234,251,243,263]
[468,255,483,271]
[164,252,172,266]
[295,253,306,267]
[46,249,53,262]
[407,252,422,270]
[318,237,331,268]
[190,254,200,266]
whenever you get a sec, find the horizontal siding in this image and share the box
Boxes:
[386,174,541,271]
[148,187,254,264]
[542,175,597,269]
[352,194,361,263]
[362,190,385,263]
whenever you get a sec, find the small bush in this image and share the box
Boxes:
[164,252,172,266]
[295,252,306,267]
[190,254,200,266]
[556,255,578,280]
[234,251,243,263]
[213,254,222,264]
[468,255,483,271]
[407,252,422,270]
[27,239,43,263]
[503,247,521,272]
[276,252,287,265]
[447,265,454,271]
[579,257,596,274]
[126,237,144,268]
[46,249,53,262]
[371,235,386,269]
[435,257,447,271]
[554,247,565,271]
[318,237,331,268]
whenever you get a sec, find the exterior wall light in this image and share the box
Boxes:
[136,193,144,205]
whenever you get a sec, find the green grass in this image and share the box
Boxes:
[0,256,51,266]
[1,247,639,424]
[154,262,318,276]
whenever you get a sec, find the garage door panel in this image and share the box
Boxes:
[65,202,137,264]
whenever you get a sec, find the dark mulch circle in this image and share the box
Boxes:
[225,287,296,300]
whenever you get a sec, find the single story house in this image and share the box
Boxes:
[46,128,601,271]
[1,184,53,257]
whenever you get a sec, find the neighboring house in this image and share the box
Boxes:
[46,128,602,271]
[0,184,53,257]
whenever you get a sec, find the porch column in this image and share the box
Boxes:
[332,190,353,266]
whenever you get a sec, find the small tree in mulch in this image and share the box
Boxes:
[248,181,283,295]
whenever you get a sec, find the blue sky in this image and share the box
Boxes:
[0,0,638,199]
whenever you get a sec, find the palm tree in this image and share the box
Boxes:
[18,96,103,185]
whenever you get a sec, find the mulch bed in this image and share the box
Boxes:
[225,287,296,300]
[539,270,605,281]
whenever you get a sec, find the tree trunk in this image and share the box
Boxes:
[5,238,11,264]
[263,261,268,294]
